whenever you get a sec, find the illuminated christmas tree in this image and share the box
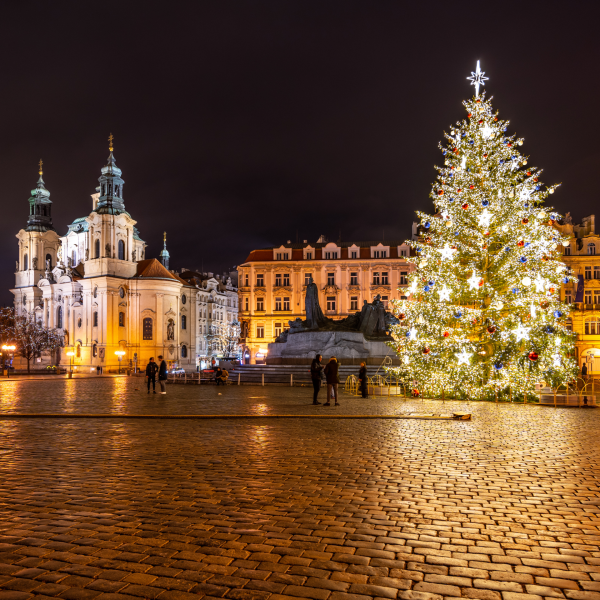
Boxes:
[391,62,577,400]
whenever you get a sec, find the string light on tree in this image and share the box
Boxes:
[389,61,577,401]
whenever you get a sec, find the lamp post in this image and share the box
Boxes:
[1,345,16,378]
[115,350,126,374]
[66,350,75,378]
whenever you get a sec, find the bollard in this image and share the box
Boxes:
[290,373,293,387]
[262,373,264,387]
[238,372,241,386]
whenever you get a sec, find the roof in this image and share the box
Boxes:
[242,240,412,263]
[134,259,195,287]
[66,217,89,235]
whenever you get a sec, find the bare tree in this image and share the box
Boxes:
[7,309,62,374]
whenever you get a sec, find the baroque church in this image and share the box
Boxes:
[10,142,200,372]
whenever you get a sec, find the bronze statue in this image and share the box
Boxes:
[305,275,327,330]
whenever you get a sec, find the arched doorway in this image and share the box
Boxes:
[581,348,600,377]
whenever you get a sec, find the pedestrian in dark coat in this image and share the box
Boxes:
[358,362,368,398]
[157,355,168,394]
[310,354,323,405]
[145,357,158,393]
[324,357,340,406]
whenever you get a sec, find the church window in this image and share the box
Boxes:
[118,240,125,260]
[77,317,82,328]
[72,250,77,265]
[57,306,63,329]
[181,294,187,305]
[115,185,120,197]
[95,239,100,258]
[46,253,52,269]
[93,312,98,327]
[93,287,98,298]
[93,344,98,357]
[119,312,125,327]
[119,287,125,298]
[76,344,81,358]
[181,315,187,330]
[143,318,153,340]
[181,345,187,358]
[23,254,28,270]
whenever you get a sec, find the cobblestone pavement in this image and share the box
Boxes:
[0,380,600,600]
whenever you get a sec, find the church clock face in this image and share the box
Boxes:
[181,294,187,305]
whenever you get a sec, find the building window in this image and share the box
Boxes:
[275,274,282,287]
[57,306,62,329]
[589,243,596,255]
[72,250,77,265]
[275,297,282,311]
[325,251,338,260]
[564,246,571,256]
[327,297,336,311]
[585,319,600,335]
[595,291,600,305]
[244,274,249,286]
[256,274,264,286]
[119,312,125,327]
[181,315,187,330]
[283,297,290,311]
[585,291,592,305]
[565,292,572,304]
[585,267,592,280]
[327,272,335,285]
[181,294,187,305]
[305,273,312,285]
[374,250,380,258]
[381,295,389,308]
[256,297,264,311]
[143,317,153,340]
[351,251,358,259]
[306,252,313,260]
[400,249,407,257]
[275,322,282,337]
[244,297,249,311]
[45,253,52,269]
[382,272,389,285]
[23,254,28,270]
[350,272,358,285]
[95,239,100,258]
[276,252,289,260]
[181,345,187,358]
[373,272,380,285]
[118,240,125,260]
[283,273,290,286]
[93,344,98,357]
[595,266,600,279]
[350,296,358,311]
[93,311,98,327]
[257,325,265,338]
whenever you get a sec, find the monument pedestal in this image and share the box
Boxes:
[267,330,399,365]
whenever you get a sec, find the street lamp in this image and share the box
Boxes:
[1,345,16,378]
[115,350,126,374]
[66,349,75,378]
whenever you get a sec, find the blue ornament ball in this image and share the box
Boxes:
[554,310,563,318]
[545,325,555,334]
[563,276,569,284]
[454,231,459,236]
[428,280,435,286]
[424,222,431,229]
[482,199,489,207]
[505,247,511,252]
[512,288,519,294]
[424,286,430,292]
[520,256,527,263]
[494,363,503,370]
[454,311,462,319]
[469,140,474,145]
[443,150,447,155]
[448,197,454,203]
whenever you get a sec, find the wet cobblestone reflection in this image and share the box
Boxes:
[0,379,599,600]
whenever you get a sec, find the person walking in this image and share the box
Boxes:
[310,354,323,405]
[146,357,158,394]
[324,356,340,406]
[358,362,368,398]
[215,366,223,385]
[157,355,168,394]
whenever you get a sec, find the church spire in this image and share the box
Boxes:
[95,134,126,215]
[160,231,170,270]
[26,160,54,232]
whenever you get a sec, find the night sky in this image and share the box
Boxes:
[1,1,598,305]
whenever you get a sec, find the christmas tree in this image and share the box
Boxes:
[391,62,577,400]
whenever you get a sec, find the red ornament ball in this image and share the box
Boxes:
[438,190,444,195]
[487,326,497,334]
[412,389,420,397]
[494,117,498,121]
[398,313,406,320]
[517,240,525,247]
[522,218,529,224]
[462,203,469,210]
[507,143,512,147]
[483,153,488,158]
[478,279,484,287]
[534,177,538,182]
[528,351,539,362]
[453,148,459,154]
[443,331,450,338]
[527,171,532,176]
[540,300,549,309]
[469,184,475,189]
[468,113,472,118]
[457,188,462,193]
[423,347,431,355]
[484,231,490,236]
[478,119,483,124]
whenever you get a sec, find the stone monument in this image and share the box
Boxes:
[267,282,400,365]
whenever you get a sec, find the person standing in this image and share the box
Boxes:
[157,355,168,394]
[358,362,368,398]
[146,357,158,393]
[324,356,339,406]
[310,354,323,405]
[215,366,223,385]
[582,362,588,380]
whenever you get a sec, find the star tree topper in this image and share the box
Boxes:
[467,60,489,97]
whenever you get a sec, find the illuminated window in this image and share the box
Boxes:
[256,298,264,311]
[256,274,264,286]
[143,318,153,340]
[274,322,282,337]
[327,297,336,311]
[275,297,282,311]
[350,272,358,285]
[589,243,596,255]
[119,312,125,327]
[585,267,592,280]
[585,319,600,335]
[257,325,264,338]
[373,272,380,285]
[327,272,335,285]
[283,297,290,311]
[382,272,389,285]
[350,296,358,310]
[400,271,408,285]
